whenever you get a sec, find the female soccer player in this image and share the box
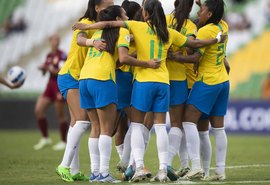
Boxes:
[33,34,68,151]
[165,0,197,180]
[114,0,142,169]
[56,0,113,182]
[79,5,160,183]
[170,0,229,181]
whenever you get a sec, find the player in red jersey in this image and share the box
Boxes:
[33,34,68,151]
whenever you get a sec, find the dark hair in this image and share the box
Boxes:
[205,0,224,25]
[143,0,169,43]
[98,5,122,55]
[79,0,103,21]
[171,0,194,31]
[121,0,141,20]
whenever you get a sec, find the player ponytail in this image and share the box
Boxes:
[143,0,169,43]
[172,0,194,31]
[121,0,141,20]
[98,5,122,55]
[205,0,224,25]
[79,0,103,21]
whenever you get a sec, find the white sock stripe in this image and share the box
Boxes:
[169,127,182,135]
[131,122,143,127]
[212,127,225,130]
[76,120,91,124]
[183,121,197,126]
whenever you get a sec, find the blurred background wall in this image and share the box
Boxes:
[0,0,270,133]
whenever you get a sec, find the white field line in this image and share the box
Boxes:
[135,164,270,185]
[136,180,270,185]
[210,164,270,170]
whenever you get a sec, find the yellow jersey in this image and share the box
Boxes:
[124,21,187,84]
[166,14,197,82]
[79,28,130,83]
[59,19,96,80]
[118,41,136,73]
[196,20,229,85]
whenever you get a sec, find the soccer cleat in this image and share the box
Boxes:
[121,165,135,181]
[176,167,190,177]
[167,166,179,181]
[97,173,121,183]
[144,167,152,178]
[180,169,204,180]
[89,172,99,182]
[116,161,128,173]
[201,173,226,181]
[56,166,74,182]
[52,141,66,151]
[150,169,169,182]
[71,171,88,181]
[129,167,146,182]
[33,138,52,150]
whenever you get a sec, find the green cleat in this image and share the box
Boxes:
[72,171,88,181]
[56,166,74,182]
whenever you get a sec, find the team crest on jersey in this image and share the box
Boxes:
[125,35,130,43]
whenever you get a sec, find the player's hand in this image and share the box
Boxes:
[216,32,227,43]
[6,80,24,89]
[72,23,88,31]
[93,39,107,51]
[193,62,199,76]
[147,59,161,69]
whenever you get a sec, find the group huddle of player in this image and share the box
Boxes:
[52,0,229,183]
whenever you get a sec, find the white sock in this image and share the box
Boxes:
[131,122,145,169]
[121,126,132,166]
[99,135,112,176]
[70,144,80,175]
[183,122,201,170]
[212,127,227,175]
[142,125,150,149]
[199,131,212,176]
[61,121,90,167]
[128,149,135,168]
[88,138,100,174]
[179,129,189,168]
[60,126,72,167]
[154,124,169,170]
[115,144,124,160]
[168,127,182,166]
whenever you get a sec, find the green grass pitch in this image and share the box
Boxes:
[0,130,269,185]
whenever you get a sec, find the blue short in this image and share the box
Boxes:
[170,80,188,106]
[116,69,133,110]
[131,81,169,113]
[57,74,79,99]
[187,81,230,116]
[79,79,118,109]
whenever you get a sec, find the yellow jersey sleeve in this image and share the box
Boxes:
[59,18,96,80]
[196,20,229,85]
[80,28,130,83]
